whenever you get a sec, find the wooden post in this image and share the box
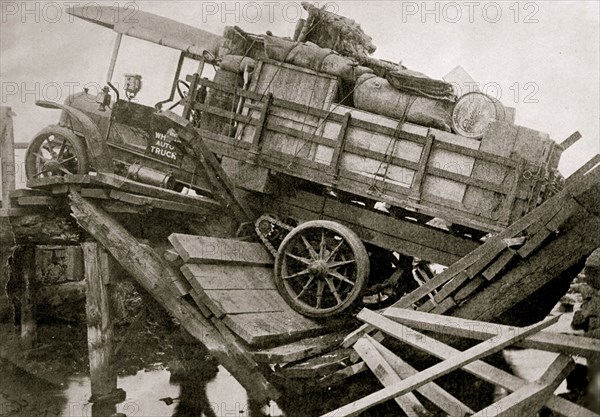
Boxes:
[82,241,117,402]
[1,106,16,209]
[20,246,37,349]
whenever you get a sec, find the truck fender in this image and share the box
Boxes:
[35,100,113,172]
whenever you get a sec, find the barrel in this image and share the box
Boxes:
[451,92,506,139]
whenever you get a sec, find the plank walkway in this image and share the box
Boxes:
[171,234,350,347]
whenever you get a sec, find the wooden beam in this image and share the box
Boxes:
[383,308,600,358]
[368,335,474,417]
[559,131,582,150]
[354,309,595,417]
[1,107,16,209]
[472,355,574,417]
[68,191,279,403]
[566,154,600,186]
[323,310,557,416]
[354,336,426,417]
[251,332,346,364]
[19,246,37,349]
[82,241,117,401]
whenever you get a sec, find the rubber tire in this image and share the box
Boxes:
[25,125,89,180]
[274,220,370,318]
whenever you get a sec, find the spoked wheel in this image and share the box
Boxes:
[274,220,369,318]
[25,126,89,180]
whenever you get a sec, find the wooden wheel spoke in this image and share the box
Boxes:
[301,235,319,260]
[283,268,310,280]
[57,139,67,158]
[44,137,57,157]
[315,280,325,309]
[59,156,76,165]
[319,231,326,259]
[325,277,343,305]
[328,259,355,269]
[58,167,73,175]
[33,170,50,178]
[294,276,316,300]
[285,252,312,265]
[328,270,355,286]
[325,240,344,262]
[34,152,49,162]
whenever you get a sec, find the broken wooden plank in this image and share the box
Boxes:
[433,271,469,303]
[481,249,517,280]
[316,361,369,387]
[452,276,486,302]
[323,310,557,416]
[382,308,600,358]
[559,131,582,150]
[16,196,61,206]
[80,188,110,199]
[354,337,426,417]
[8,189,50,199]
[429,296,457,314]
[472,354,574,417]
[369,335,474,417]
[566,154,600,186]
[169,234,273,265]
[251,332,346,364]
[463,239,507,278]
[278,348,353,379]
[109,189,213,215]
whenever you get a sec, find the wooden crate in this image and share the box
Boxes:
[194,61,560,233]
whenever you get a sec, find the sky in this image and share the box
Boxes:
[1,0,599,189]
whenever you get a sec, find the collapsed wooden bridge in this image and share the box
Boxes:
[1,4,600,412]
[1,158,599,414]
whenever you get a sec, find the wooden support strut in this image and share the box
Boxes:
[82,241,118,402]
[1,106,16,209]
[330,112,351,184]
[410,132,434,202]
[19,246,37,349]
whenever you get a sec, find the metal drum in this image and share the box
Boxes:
[451,92,506,139]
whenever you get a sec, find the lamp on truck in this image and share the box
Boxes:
[124,74,142,101]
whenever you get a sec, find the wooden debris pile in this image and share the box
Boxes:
[323,308,600,417]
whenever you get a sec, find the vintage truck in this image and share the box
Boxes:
[25,4,571,317]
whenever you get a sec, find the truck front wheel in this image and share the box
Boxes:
[25,126,89,180]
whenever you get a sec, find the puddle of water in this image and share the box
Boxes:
[1,360,286,417]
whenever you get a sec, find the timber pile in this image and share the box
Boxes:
[324,308,600,417]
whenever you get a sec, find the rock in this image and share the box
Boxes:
[585,248,600,290]
[572,310,589,331]
[581,297,600,321]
